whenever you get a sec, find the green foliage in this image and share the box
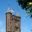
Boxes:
[17,0,32,17]
[17,0,32,10]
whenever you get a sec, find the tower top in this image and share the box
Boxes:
[7,8,14,13]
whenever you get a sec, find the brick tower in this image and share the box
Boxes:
[13,14,21,32]
[6,8,21,32]
[6,12,12,32]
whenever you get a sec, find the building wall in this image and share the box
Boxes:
[6,12,12,32]
[6,12,21,32]
[14,16,21,32]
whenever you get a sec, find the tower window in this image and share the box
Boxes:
[16,27,18,29]
[10,22,11,24]
[15,26,19,30]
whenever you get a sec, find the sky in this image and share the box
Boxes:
[0,0,31,32]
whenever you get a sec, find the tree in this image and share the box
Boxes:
[17,0,32,17]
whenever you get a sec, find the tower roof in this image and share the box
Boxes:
[6,8,14,13]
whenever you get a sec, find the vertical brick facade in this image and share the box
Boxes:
[6,12,21,32]
[6,12,12,32]
[14,16,21,32]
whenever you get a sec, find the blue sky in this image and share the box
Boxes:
[0,0,31,32]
